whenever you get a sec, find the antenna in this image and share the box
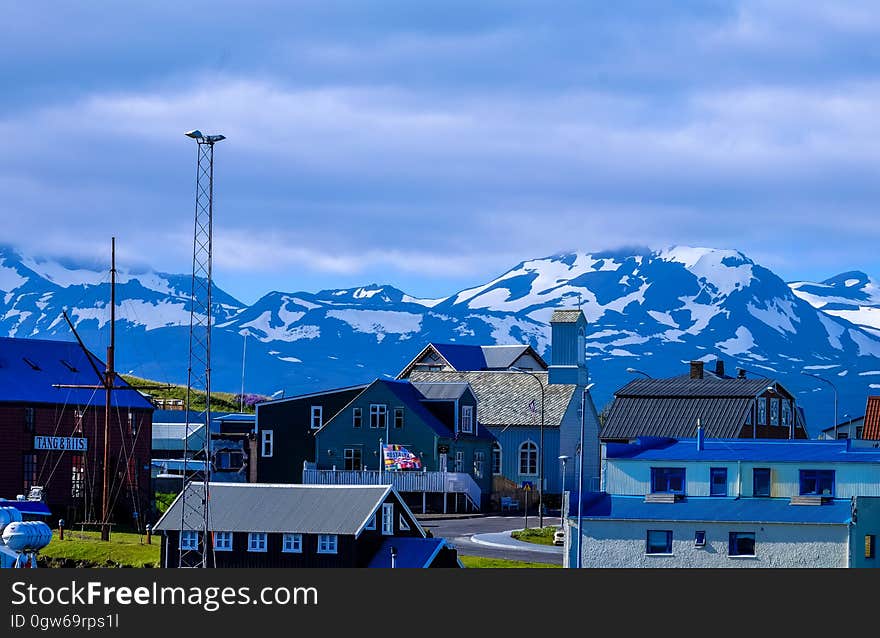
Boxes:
[179,130,224,568]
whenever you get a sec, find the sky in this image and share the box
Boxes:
[2,1,880,305]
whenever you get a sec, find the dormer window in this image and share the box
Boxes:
[460,406,474,434]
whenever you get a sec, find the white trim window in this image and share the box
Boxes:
[282,533,303,553]
[370,404,388,429]
[310,406,323,430]
[248,532,267,552]
[474,451,485,479]
[180,530,199,550]
[365,513,376,530]
[519,441,538,476]
[399,514,410,531]
[382,503,394,535]
[353,407,363,428]
[460,405,474,434]
[394,407,404,429]
[214,531,233,551]
[261,430,274,457]
[492,442,502,476]
[454,450,464,472]
[344,447,362,471]
[318,534,338,554]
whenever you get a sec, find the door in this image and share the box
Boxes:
[439,453,448,473]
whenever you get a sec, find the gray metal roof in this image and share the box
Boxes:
[550,309,583,323]
[154,483,392,534]
[615,375,776,398]
[480,345,531,369]
[601,396,755,440]
[411,382,471,400]
[408,370,575,427]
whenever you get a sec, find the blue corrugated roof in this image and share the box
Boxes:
[0,337,153,409]
[432,344,487,371]
[367,537,448,568]
[572,494,852,525]
[0,500,52,517]
[605,437,880,464]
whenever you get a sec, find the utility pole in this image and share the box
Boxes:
[179,130,225,568]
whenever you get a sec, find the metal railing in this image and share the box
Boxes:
[302,469,482,508]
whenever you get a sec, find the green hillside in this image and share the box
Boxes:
[121,374,263,414]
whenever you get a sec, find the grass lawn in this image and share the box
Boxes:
[510,526,558,546]
[460,556,560,568]
[40,530,160,568]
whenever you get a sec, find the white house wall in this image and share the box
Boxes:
[605,459,880,498]
[569,519,849,568]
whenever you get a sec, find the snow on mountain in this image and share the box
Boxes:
[5,244,880,435]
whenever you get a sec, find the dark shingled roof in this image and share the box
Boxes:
[154,483,396,534]
[550,309,584,323]
[408,370,575,428]
[601,375,787,440]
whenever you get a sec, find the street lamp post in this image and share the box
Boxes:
[625,367,652,379]
[558,455,569,518]
[577,383,594,569]
[511,367,545,528]
[801,372,839,439]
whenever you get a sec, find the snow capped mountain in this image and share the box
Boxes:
[3,243,880,436]
[789,271,880,337]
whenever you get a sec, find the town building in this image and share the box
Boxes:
[154,483,461,568]
[311,379,493,511]
[0,337,153,525]
[601,359,809,442]
[564,436,880,568]
[254,385,367,483]
[400,309,602,507]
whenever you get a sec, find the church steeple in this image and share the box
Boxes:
[548,308,588,385]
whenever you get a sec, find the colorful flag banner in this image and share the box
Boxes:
[383,444,422,471]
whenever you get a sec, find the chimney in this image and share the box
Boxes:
[715,359,725,378]
[737,368,746,379]
[689,360,704,380]
[696,418,704,451]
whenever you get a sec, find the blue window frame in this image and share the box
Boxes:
[650,467,686,494]
[799,469,835,496]
[752,468,771,497]
[729,532,756,557]
[646,530,673,555]
[710,467,727,497]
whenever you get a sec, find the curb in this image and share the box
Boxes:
[469,529,563,554]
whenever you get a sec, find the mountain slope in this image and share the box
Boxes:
[3,244,880,435]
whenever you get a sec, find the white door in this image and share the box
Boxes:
[439,453,448,473]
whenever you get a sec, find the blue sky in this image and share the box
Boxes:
[3,1,880,304]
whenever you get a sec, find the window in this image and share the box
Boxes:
[782,400,792,427]
[22,453,37,493]
[343,448,362,471]
[24,407,35,433]
[757,399,767,425]
[799,469,835,496]
[318,534,338,554]
[752,468,771,497]
[214,532,233,551]
[247,532,267,552]
[650,467,686,494]
[180,531,199,550]
[492,443,502,475]
[73,409,83,435]
[770,398,779,426]
[310,406,323,430]
[519,441,538,476]
[729,532,756,557]
[460,405,474,434]
[399,515,410,531]
[646,530,673,555]
[369,404,387,429]
[365,513,376,530]
[694,531,706,547]
[394,407,404,429]
[261,430,274,457]
[283,533,303,553]
[454,450,463,472]
[866,535,876,559]
[710,467,728,497]
[71,455,84,499]
[382,503,394,535]
[837,432,849,440]
[353,407,362,428]
[857,426,864,439]
[474,451,485,479]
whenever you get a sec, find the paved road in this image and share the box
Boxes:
[419,515,563,566]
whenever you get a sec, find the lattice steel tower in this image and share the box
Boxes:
[179,130,225,568]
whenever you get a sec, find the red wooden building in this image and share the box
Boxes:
[0,337,153,526]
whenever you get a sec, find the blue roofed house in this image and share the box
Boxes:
[565,435,880,568]
[400,309,602,509]
[310,378,493,512]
